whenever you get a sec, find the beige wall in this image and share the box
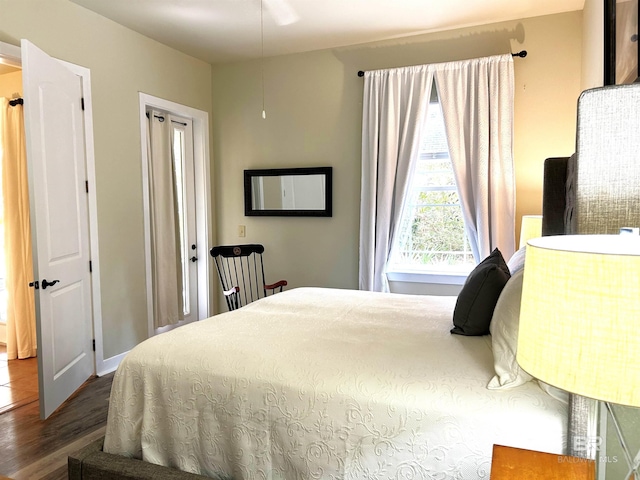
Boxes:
[0,0,212,359]
[0,70,22,98]
[212,11,583,298]
[511,13,582,238]
[582,0,605,89]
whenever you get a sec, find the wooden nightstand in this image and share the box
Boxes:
[490,444,595,479]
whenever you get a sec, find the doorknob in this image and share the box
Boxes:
[41,279,60,290]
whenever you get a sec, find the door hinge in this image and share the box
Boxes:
[85,180,89,193]
[92,339,95,351]
[89,260,92,272]
[81,97,85,111]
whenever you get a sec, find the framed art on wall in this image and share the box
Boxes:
[605,0,639,85]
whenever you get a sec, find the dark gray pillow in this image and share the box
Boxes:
[451,248,510,336]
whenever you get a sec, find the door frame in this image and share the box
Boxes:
[0,41,105,375]
[61,60,105,375]
[138,93,212,336]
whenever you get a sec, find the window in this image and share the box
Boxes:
[388,86,475,276]
[169,117,197,319]
[172,125,190,316]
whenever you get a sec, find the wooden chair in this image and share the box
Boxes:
[209,244,287,311]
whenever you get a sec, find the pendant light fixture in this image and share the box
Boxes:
[260,0,266,119]
[259,0,299,119]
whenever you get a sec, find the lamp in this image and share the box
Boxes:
[518,215,543,249]
[517,234,640,479]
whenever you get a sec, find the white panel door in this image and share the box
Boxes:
[21,39,93,419]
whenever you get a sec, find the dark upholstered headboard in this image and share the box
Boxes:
[541,156,570,237]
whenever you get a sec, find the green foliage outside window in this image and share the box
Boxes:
[404,191,473,266]
[393,158,474,269]
[396,189,474,267]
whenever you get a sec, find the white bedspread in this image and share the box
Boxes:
[104,287,566,480]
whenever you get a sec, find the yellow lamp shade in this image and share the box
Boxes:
[517,234,640,406]
[518,215,543,249]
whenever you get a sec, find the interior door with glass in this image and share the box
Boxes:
[169,115,198,326]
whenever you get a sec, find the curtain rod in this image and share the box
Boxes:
[357,50,528,77]
[9,98,23,106]
[144,111,187,126]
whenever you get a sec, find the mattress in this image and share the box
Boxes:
[104,287,567,479]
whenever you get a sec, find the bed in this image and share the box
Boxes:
[70,83,640,480]
[101,284,567,480]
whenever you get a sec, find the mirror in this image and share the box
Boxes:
[244,167,332,217]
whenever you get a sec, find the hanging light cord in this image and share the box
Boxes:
[261,0,266,119]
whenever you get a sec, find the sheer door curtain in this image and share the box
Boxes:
[147,110,183,328]
[1,98,37,360]
[359,55,516,292]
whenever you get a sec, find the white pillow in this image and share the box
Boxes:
[487,269,533,389]
[538,381,569,404]
[506,246,526,275]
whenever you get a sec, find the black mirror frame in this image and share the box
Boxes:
[244,167,333,217]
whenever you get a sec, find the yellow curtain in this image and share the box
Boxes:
[1,98,36,360]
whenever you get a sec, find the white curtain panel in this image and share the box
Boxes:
[435,54,516,262]
[359,55,516,292]
[359,66,434,292]
[1,98,37,359]
[147,111,183,328]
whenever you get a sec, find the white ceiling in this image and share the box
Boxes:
[70,0,585,65]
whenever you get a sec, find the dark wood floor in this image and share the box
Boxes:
[0,371,114,479]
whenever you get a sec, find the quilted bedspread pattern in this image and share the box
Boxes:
[104,287,566,480]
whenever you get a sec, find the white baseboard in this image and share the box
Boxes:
[96,350,128,377]
[0,320,125,376]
